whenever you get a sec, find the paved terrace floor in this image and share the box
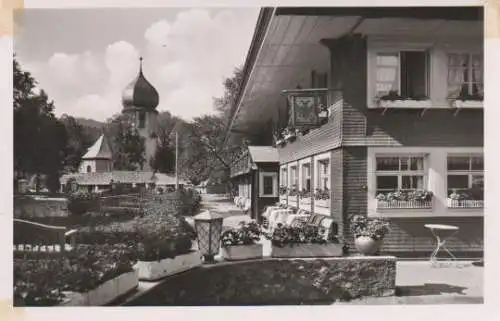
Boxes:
[121,194,484,305]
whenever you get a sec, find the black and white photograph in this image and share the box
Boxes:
[8,2,493,312]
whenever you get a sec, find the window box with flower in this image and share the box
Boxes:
[376,190,433,209]
[314,188,331,209]
[270,224,342,258]
[375,91,431,109]
[287,186,298,207]
[220,221,263,261]
[298,189,312,210]
[447,188,484,208]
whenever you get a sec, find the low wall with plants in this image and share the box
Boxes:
[128,256,396,305]
[14,196,68,218]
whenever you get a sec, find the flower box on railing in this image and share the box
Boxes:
[377,200,432,209]
[451,100,483,109]
[378,99,432,109]
[447,199,484,208]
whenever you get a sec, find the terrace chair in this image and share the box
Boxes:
[305,214,339,242]
[13,218,78,252]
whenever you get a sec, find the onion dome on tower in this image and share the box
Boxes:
[121,57,159,111]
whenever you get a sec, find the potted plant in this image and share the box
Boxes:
[350,215,390,256]
[270,223,342,258]
[220,220,263,261]
[288,185,298,206]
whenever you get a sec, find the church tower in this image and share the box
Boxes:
[121,57,159,170]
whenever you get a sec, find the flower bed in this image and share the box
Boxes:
[270,224,341,258]
[13,244,137,306]
[221,221,263,261]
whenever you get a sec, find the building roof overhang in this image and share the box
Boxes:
[224,6,483,144]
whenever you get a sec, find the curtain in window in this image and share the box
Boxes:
[447,53,468,98]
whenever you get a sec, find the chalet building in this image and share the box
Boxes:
[226,7,484,257]
[230,146,280,220]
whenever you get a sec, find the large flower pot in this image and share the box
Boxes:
[221,243,263,261]
[355,236,383,256]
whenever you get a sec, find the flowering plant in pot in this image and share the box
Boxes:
[350,215,390,256]
[279,186,288,196]
[220,220,263,261]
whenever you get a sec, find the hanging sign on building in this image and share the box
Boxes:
[284,89,327,129]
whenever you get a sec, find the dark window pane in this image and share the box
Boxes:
[447,175,469,189]
[377,176,398,190]
[471,156,483,171]
[401,51,428,98]
[138,112,146,129]
[471,175,484,189]
[263,176,274,195]
[376,157,399,171]
[447,156,470,171]
[402,175,424,189]
[410,157,425,170]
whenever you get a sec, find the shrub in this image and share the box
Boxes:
[67,191,99,216]
[179,188,202,216]
[14,244,135,306]
[76,209,196,262]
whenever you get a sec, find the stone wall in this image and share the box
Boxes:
[128,256,396,305]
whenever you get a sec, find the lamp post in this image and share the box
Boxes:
[193,210,224,263]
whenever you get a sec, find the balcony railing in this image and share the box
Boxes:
[377,200,433,209]
[447,199,484,208]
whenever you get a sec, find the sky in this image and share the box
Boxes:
[13,7,259,121]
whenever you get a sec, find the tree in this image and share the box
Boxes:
[106,114,146,171]
[13,57,68,192]
[149,111,179,174]
[60,115,98,172]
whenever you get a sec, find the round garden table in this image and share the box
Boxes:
[425,224,459,263]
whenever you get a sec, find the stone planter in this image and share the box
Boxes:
[271,243,342,258]
[59,270,138,306]
[355,236,383,256]
[221,243,263,261]
[134,250,203,281]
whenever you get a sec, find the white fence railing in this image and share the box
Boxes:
[377,200,432,209]
[447,199,484,208]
